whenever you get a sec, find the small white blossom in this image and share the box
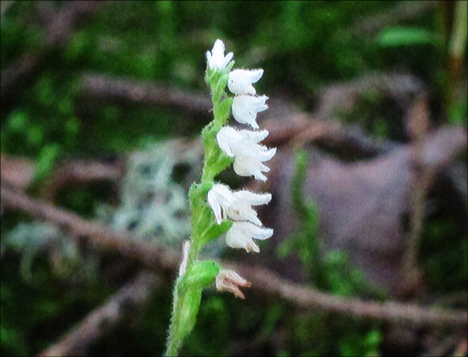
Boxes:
[207,184,272,225]
[206,39,233,70]
[228,69,264,95]
[217,127,276,181]
[215,269,251,299]
[226,221,273,253]
[207,184,236,224]
[231,95,268,129]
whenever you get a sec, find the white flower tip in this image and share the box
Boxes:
[246,241,260,253]
[207,39,233,70]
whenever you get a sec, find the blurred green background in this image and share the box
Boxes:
[1,1,466,356]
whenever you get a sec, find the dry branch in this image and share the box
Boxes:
[232,264,467,328]
[1,184,180,274]
[350,1,438,37]
[38,270,161,357]
[79,73,212,114]
[2,183,467,329]
[1,1,105,97]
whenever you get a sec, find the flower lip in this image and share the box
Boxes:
[206,39,233,70]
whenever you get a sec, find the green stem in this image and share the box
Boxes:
[165,280,183,356]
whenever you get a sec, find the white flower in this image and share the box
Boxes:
[226,221,273,253]
[216,269,251,299]
[206,39,233,70]
[217,127,276,181]
[207,184,236,224]
[228,69,264,95]
[207,184,272,225]
[232,94,268,129]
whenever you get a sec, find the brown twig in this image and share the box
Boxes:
[232,263,467,328]
[1,1,105,98]
[1,184,180,275]
[38,270,161,357]
[2,183,467,328]
[40,159,123,202]
[401,96,433,297]
[80,73,212,114]
[350,1,438,37]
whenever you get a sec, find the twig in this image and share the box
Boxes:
[2,183,467,328]
[1,184,180,274]
[401,96,432,296]
[80,73,212,114]
[350,1,438,37]
[38,270,161,357]
[1,1,105,97]
[40,159,123,202]
[232,263,468,328]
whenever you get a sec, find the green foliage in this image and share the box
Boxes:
[338,328,381,357]
[376,27,441,47]
[420,218,468,292]
[1,251,113,357]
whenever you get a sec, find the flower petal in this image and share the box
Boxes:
[228,69,264,95]
[206,39,233,70]
[216,126,242,157]
[207,184,236,224]
[225,221,273,253]
[215,269,251,299]
[232,95,268,129]
[217,127,276,181]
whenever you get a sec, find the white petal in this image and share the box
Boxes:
[235,191,271,206]
[225,221,273,253]
[233,157,269,181]
[207,184,236,224]
[217,127,276,181]
[240,129,270,142]
[206,39,233,70]
[216,127,242,157]
[226,225,259,253]
[228,69,264,95]
[232,95,268,129]
[235,221,273,240]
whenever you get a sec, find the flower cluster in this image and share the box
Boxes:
[206,39,276,254]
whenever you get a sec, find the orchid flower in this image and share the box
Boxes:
[225,221,273,253]
[231,94,268,129]
[217,127,276,181]
[207,184,272,225]
[206,39,233,70]
[228,69,264,95]
[215,269,251,299]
